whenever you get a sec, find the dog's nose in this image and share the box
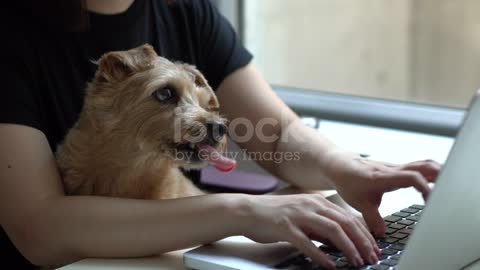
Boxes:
[206,120,227,143]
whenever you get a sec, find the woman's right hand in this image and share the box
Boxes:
[239,193,381,269]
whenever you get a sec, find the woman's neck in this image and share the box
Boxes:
[86,0,136,14]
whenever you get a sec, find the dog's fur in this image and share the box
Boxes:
[56,44,227,200]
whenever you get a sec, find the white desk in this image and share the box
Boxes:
[59,121,463,270]
[317,120,454,164]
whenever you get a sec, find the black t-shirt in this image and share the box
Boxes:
[0,0,252,268]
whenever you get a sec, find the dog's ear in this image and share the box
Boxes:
[96,44,158,82]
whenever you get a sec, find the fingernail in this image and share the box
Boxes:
[375,245,381,255]
[327,260,336,269]
[355,256,364,267]
[370,253,378,264]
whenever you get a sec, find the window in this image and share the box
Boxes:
[242,0,480,108]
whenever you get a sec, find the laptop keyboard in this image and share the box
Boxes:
[274,204,424,270]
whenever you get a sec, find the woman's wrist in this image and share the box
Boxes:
[322,148,364,188]
[219,193,254,236]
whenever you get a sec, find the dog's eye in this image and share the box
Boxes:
[153,87,177,103]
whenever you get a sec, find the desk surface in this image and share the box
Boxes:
[58,121,467,270]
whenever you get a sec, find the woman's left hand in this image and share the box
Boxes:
[324,151,441,237]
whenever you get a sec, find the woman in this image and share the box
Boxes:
[0,0,440,269]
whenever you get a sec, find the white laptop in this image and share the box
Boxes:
[184,91,480,270]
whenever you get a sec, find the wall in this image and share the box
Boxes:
[244,0,480,108]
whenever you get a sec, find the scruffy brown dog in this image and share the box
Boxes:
[56,44,236,200]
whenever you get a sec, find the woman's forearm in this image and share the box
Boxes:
[215,65,345,191]
[28,193,246,267]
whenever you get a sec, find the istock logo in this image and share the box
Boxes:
[172,107,306,145]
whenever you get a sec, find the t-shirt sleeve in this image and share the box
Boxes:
[0,48,45,133]
[189,0,253,90]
